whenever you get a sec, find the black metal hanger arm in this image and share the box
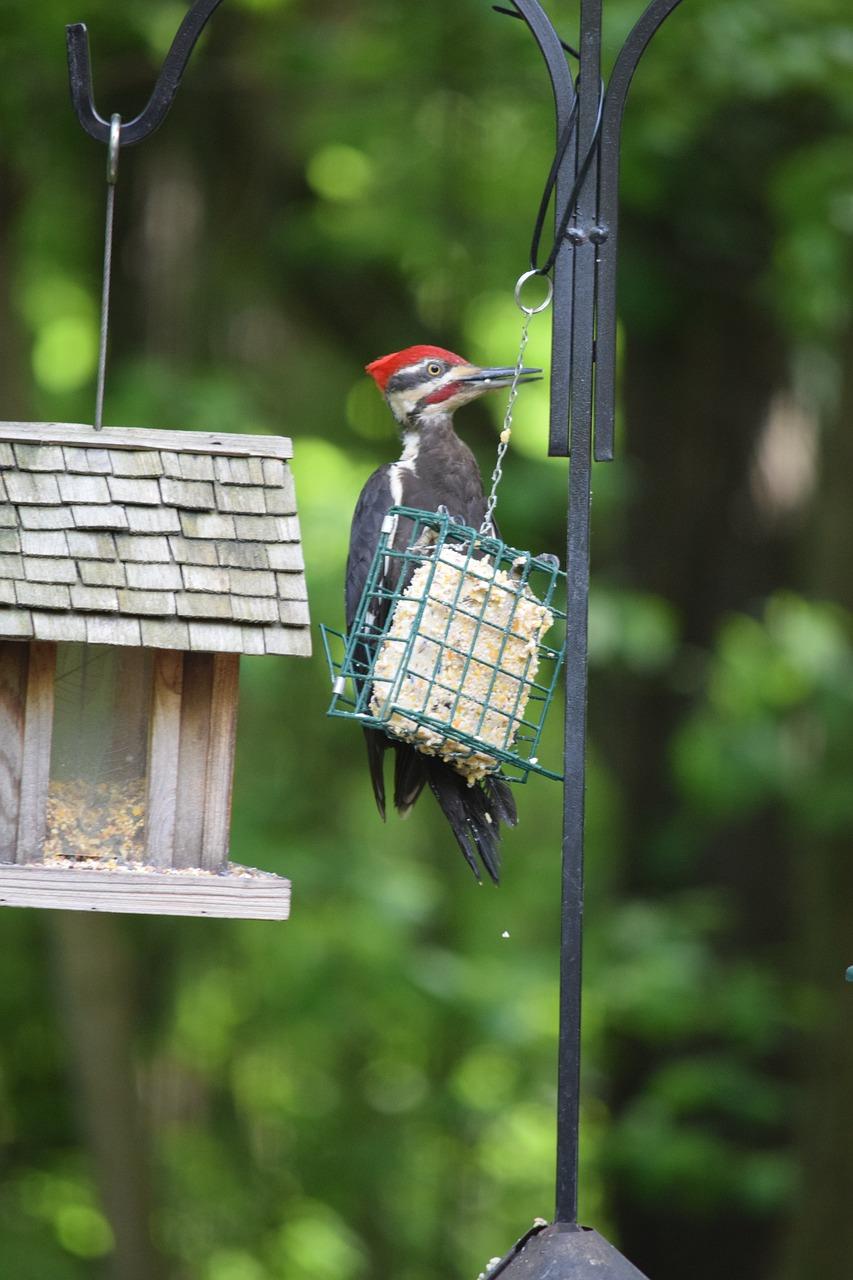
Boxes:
[499,0,579,455]
[594,0,685,462]
[66,0,227,147]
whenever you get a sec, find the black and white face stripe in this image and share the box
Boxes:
[385,358,471,424]
[382,354,540,426]
[385,357,451,395]
[386,364,434,395]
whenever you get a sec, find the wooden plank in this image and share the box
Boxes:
[16,641,56,863]
[172,653,213,869]
[201,654,240,872]
[0,642,28,860]
[0,422,292,460]
[0,863,290,920]
[145,650,184,868]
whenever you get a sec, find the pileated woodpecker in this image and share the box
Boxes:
[346,344,540,882]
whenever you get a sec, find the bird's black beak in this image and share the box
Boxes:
[458,365,542,390]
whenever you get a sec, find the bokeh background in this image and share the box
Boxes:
[1,1,852,1277]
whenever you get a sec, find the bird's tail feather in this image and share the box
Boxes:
[393,744,427,817]
[368,737,515,881]
[483,773,518,829]
[425,758,509,884]
[363,727,389,821]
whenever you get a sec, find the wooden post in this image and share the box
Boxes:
[147,650,240,871]
[145,650,184,868]
[172,653,213,869]
[201,654,240,872]
[0,642,29,861]
[169,652,240,872]
[16,641,56,863]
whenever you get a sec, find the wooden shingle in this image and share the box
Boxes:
[0,422,310,656]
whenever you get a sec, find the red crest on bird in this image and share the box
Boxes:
[365,345,467,391]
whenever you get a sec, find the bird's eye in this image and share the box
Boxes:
[426,362,442,376]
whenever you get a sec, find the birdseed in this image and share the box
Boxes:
[45,778,146,861]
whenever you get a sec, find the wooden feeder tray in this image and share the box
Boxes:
[0,860,291,920]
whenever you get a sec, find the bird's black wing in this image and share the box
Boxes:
[346,465,394,630]
[346,466,396,820]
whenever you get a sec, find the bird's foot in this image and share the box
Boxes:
[436,504,466,526]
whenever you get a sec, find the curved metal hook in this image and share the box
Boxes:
[493,4,579,62]
[495,0,578,457]
[495,1,576,174]
[66,0,228,148]
[594,0,685,459]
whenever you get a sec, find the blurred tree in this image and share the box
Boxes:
[0,2,851,1279]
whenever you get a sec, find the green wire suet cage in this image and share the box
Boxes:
[321,507,566,784]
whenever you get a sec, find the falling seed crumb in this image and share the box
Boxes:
[530,756,539,765]
[501,930,510,939]
[484,812,492,824]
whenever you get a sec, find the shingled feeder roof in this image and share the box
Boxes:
[0,422,310,656]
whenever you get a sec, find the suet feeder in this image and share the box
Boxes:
[322,507,566,784]
[0,422,309,919]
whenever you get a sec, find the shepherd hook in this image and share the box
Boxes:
[66,0,228,148]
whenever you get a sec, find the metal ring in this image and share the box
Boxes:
[106,113,121,185]
[514,269,553,315]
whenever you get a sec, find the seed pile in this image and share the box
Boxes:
[370,545,554,783]
[45,779,146,861]
[41,854,267,879]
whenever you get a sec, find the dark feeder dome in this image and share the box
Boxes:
[484,1224,649,1279]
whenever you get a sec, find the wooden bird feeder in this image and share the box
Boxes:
[0,421,310,920]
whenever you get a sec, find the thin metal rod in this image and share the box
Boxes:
[94,114,121,433]
[66,0,227,147]
[593,0,685,461]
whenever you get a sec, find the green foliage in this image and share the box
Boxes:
[0,2,850,1278]
[674,595,853,825]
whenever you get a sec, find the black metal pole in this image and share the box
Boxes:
[497,0,687,1245]
[554,0,601,1225]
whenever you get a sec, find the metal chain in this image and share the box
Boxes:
[480,270,553,535]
